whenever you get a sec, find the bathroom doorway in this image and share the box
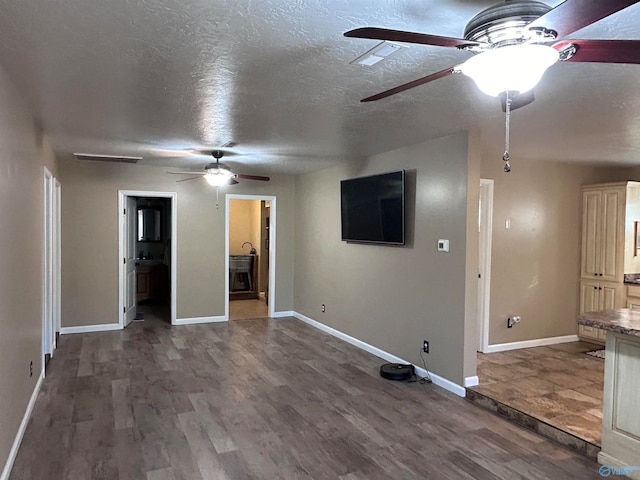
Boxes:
[226,195,276,320]
[118,190,177,328]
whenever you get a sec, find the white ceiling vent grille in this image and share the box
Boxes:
[73,153,142,164]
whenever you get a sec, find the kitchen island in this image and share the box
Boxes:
[578,309,640,478]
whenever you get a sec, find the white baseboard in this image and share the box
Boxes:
[174,315,227,326]
[483,334,580,353]
[60,323,121,334]
[272,311,294,318]
[1,373,44,480]
[464,375,479,388]
[292,311,467,397]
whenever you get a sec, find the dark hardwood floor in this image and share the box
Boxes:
[10,312,602,479]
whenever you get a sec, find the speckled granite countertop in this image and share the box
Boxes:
[578,309,640,337]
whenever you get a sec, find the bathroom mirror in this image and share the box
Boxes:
[137,207,162,242]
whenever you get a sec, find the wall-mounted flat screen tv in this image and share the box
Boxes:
[340,170,405,245]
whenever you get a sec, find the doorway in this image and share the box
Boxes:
[477,179,493,353]
[226,195,276,320]
[118,190,177,328]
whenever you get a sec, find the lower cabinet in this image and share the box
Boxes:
[579,280,622,342]
[136,264,168,302]
[626,284,640,310]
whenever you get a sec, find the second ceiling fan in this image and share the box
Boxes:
[167,150,270,186]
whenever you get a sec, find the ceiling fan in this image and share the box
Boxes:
[167,150,270,186]
[346,0,640,106]
[346,0,640,171]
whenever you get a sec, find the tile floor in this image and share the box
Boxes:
[469,341,605,445]
[228,298,268,320]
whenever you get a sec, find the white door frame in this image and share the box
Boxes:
[225,194,277,319]
[118,190,177,327]
[478,179,494,352]
[53,179,61,338]
[42,167,60,375]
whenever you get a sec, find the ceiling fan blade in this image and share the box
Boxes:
[527,0,640,40]
[500,90,535,112]
[553,39,640,64]
[235,173,270,181]
[344,27,479,49]
[174,176,203,183]
[229,178,240,185]
[166,171,205,175]
[361,66,456,102]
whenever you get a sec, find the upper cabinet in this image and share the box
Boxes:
[580,186,625,282]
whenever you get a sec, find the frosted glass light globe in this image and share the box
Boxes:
[458,44,559,97]
[204,170,233,186]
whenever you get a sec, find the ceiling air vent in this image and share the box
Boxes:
[73,153,142,164]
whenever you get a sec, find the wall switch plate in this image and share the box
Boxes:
[437,239,449,252]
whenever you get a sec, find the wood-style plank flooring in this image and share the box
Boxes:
[10,312,602,479]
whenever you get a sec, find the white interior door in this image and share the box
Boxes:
[124,196,137,326]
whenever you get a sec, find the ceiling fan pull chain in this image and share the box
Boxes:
[503,91,512,173]
[216,187,220,209]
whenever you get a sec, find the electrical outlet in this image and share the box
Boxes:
[507,316,521,328]
[29,361,33,377]
[321,304,325,313]
[423,340,429,354]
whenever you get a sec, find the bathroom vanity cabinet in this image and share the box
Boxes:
[136,264,168,302]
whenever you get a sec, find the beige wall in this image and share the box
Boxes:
[229,200,261,256]
[58,159,295,325]
[0,67,58,470]
[480,158,624,345]
[293,133,473,386]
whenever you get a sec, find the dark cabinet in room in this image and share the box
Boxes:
[136,264,168,302]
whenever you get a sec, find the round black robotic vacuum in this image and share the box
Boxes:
[379,363,414,381]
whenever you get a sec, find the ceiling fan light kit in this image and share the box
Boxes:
[204,169,234,186]
[457,44,558,97]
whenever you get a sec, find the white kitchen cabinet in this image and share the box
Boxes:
[580,187,624,282]
[579,182,640,342]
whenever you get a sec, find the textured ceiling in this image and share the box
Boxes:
[0,0,639,175]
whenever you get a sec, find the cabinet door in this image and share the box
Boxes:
[600,282,619,310]
[581,190,601,279]
[600,188,623,281]
[580,280,600,313]
[627,300,640,309]
[578,324,598,340]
